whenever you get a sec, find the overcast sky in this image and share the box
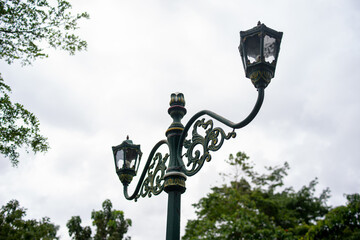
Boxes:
[1,0,360,239]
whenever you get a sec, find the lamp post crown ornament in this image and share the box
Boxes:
[167,92,187,137]
[169,92,185,107]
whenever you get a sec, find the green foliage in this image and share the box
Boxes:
[91,199,132,240]
[0,0,88,165]
[183,152,331,240]
[0,74,49,166]
[67,199,132,240]
[305,193,360,240]
[0,199,59,239]
[67,216,92,240]
[0,0,89,65]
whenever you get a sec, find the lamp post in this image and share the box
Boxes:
[112,22,282,240]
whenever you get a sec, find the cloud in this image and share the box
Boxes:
[1,0,360,239]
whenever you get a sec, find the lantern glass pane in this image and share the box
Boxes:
[245,34,261,64]
[115,149,124,168]
[264,35,277,64]
[126,149,138,169]
[126,149,137,161]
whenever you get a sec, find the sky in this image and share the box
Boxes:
[1,0,360,239]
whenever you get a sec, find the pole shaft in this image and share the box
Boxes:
[166,191,181,240]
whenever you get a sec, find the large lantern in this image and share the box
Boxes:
[112,136,142,185]
[239,21,283,88]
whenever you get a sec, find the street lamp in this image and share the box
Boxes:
[239,21,283,88]
[112,136,142,186]
[111,22,282,240]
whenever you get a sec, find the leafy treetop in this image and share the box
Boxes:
[0,199,59,239]
[0,0,89,65]
[183,152,331,240]
[67,199,132,240]
[305,193,360,240]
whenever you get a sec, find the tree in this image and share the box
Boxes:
[0,0,89,65]
[67,199,132,240]
[183,152,331,240]
[0,199,59,239]
[305,193,360,240]
[0,74,49,166]
[67,216,92,240]
[0,0,89,166]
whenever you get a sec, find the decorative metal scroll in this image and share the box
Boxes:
[135,152,169,201]
[183,118,236,176]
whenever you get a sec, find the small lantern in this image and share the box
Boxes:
[112,136,142,185]
[239,21,283,88]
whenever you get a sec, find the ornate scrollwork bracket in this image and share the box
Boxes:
[122,88,265,201]
[123,140,169,201]
[178,87,265,177]
[183,118,236,176]
[135,152,169,201]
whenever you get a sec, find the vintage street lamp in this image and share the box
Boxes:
[239,21,283,88]
[112,136,142,186]
[112,22,282,240]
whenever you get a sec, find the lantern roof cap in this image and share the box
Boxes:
[112,136,141,151]
[240,21,283,39]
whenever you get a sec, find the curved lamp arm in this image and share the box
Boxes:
[123,139,169,200]
[178,87,265,176]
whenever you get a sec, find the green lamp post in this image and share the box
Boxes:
[112,22,282,240]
